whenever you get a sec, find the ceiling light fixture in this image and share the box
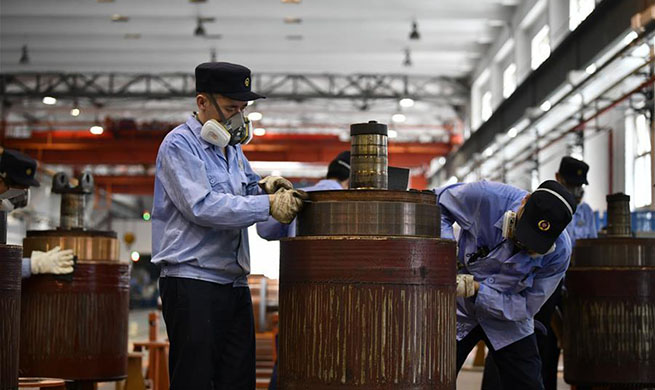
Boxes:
[409,20,420,40]
[111,14,129,22]
[507,127,518,138]
[19,45,29,65]
[194,18,206,36]
[90,125,104,135]
[399,98,414,108]
[42,96,57,105]
[403,48,412,67]
[254,128,266,136]
[391,113,406,123]
[248,112,263,121]
[585,63,597,74]
[540,100,552,111]
[70,108,80,117]
[388,129,398,138]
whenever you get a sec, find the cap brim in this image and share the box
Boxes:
[515,216,556,254]
[560,174,587,186]
[12,176,40,187]
[220,91,266,101]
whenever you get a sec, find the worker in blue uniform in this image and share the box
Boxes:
[0,148,75,277]
[257,150,350,241]
[481,157,597,390]
[437,180,575,389]
[256,150,350,390]
[151,62,306,390]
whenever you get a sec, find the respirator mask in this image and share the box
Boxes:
[502,209,556,258]
[199,94,253,148]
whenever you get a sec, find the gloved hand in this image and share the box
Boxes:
[456,274,478,298]
[258,176,293,194]
[269,189,307,224]
[30,246,75,274]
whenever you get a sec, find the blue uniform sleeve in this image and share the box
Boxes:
[157,137,270,229]
[256,216,291,240]
[22,258,31,278]
[475,232,571,322]
[585,205,598,238]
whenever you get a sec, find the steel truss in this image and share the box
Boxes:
[0,72,466,104]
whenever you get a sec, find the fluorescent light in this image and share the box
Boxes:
[42,96,57,105]
[391,113,406,123]
[585,63,597,74]
[540,100,551,111]
[248,112,263,121]
[388,129,398,138]
[399,98,414,108]
[623,31,638,45]
[483,146,494,158]
[438,157,446,165]
[254,128,266,136]
[507,127,518,138]
[90,125,104,135]
[70,108,80,117]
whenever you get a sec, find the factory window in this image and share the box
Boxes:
[503,63,517,98]
[569,0,595,31]
[481,91,493,122]
[634,114,652,208]
[531,25,550,70]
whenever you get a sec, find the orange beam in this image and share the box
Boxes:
[4,134,452,168]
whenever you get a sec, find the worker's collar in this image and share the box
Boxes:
[186,115,212,150]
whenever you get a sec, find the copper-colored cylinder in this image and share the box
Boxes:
[19,230,129,381]
[279,237,456,389]
[606,193,631,237]
[349,121,388,190]
[564,238,655,386]
[0,245,23,390]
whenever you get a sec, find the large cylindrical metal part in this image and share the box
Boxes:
[0,245,22,390]
[349,121,388,190]
[279,189,456,389]
[564,238,655,386]
[19,230,129,382]
[59,193,85,230]
[606,192,631,237]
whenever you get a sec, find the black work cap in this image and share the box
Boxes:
[515,180,576,254]
[0,149,40,187]
[327,151,350,181]
[195,62,265,101]
[558,156,589,186]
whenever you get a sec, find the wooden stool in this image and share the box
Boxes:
[133,311,169,390]
[124,352,146,390]
[19,378,66,390]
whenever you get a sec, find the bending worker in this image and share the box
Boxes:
[438,179,575,389]
[151,62,306,389]
[257,150,350,240]
[0,148,74,277]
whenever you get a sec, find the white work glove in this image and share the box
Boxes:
[456,274,477,298]
[30,246,75,274]
[270,189,307,224]
[258,176,293,194]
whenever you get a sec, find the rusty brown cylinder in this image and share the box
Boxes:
[59,193,85,230]
[349,121,388,190]
[0,245,23,390]
[564,238,655,386]
[19,230,129,382]
[279,189,456,389]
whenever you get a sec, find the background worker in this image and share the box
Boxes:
[438,180,575,389]
[0,148,74,277]
[151,62,306,389]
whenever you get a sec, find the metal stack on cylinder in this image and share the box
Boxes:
[19,173,130,388]
[564,193,655,387]
[278,121,456,389]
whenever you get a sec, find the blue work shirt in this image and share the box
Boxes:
[435,181,572,350]
[257,179,343,240]
[151,116,271,287]
[565,201,597,247]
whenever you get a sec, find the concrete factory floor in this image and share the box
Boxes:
[96,310,569,389]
